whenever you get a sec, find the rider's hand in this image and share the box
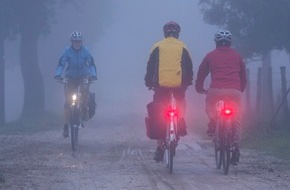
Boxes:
[202,89,208,94]
[197,88,207,94]
[145,81,153,88]
[196,86,208,94]
[90,76,98,81]
[54,75,63,81]
[148,87,154,91]
[195,82,208,94]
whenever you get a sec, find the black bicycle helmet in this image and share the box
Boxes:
[163,21,180,38]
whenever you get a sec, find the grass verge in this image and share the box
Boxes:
[243,118,290,160]
[0,112,62,135]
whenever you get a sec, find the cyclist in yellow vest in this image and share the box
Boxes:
[145,21,193,161]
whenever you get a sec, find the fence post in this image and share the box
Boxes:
[267,67,274,112]
[245,68,251,111]
[280,66,288,118]
[256,67,262,115]
[0,39,4,125]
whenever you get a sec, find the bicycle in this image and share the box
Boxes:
[57,78,91,151]
[163,92,180,174]
[213,99,236,175]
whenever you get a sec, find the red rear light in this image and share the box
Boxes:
[166,109,178,119]
[222,108,234,117]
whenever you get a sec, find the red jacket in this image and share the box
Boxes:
[196,46,246,92]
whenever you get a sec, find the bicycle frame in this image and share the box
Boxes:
[164,93,179,174]
[58,78,90,151]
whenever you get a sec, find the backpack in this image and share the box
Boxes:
[88,92,96,119]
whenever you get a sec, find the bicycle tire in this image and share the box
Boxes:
[169,142,174,174]
[222,140,231,175]
[215,141,222,169]
[165,148,169,168]
[71,125,78,151]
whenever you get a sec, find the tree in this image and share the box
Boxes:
[1,0,113,120]
[14,0,57,117]
[0,0,18,125]
[198,0,290,116]
[198,0,290,58]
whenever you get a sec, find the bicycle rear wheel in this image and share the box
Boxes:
[215,141,222,169]
[165,147,169,168]
[222,144,230,175]
[168,143,175,174]
[71,125,79,151]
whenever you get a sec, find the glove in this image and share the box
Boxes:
[145,81,153,88]
[195,82,207,94]
[54,75,63,80]
[196,88,207,94]
[90,76,98,81]
[241,83,246,92]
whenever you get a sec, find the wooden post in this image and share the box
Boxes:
[256,67,262,114]
[0,39,4,125]
[267,67,274,112]
[245,68,251,110]
[280,66,288,118]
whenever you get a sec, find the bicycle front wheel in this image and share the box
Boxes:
[71,125,79,151]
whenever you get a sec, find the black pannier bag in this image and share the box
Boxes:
[88,92,96,119]
[145,101,166,140]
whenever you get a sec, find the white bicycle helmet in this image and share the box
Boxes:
[214,29,232,43]
[70,31,83,41]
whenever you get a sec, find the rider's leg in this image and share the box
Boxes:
[153,139,165,162]
[153,88,169,161]
[174,87,186,118]
[63,84,74,138]
[174,87,187,136]
[205,89,219,136]
[80,83,90,120]
[230,90,242,164]
[63,104,69,138]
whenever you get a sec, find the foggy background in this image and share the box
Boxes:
[4,0,290,127]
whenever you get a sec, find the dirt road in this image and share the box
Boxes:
[0,116,290,190]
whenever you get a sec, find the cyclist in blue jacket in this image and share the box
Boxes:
[54,31,97,138]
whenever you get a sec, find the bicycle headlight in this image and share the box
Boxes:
[71,94,77,106]
[72,94,77,101]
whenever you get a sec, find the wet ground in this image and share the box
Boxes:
[0,117,290,190]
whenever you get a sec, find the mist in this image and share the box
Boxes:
[89,0,218,123]
[4,0,289,126]
[3,0,214,125]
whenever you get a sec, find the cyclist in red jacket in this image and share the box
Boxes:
[195,29,246,165]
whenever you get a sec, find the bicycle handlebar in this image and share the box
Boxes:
[56,78,92,84]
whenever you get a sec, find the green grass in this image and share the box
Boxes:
[243,119,290,160]
[0,112,62,135]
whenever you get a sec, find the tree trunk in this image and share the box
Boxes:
[256,67,262,114]
[0,38,4,125]
[280,66,288,119]
[20,27,45,117]
[261,52,273,117]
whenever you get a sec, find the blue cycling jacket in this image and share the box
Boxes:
[55,46,97,78]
